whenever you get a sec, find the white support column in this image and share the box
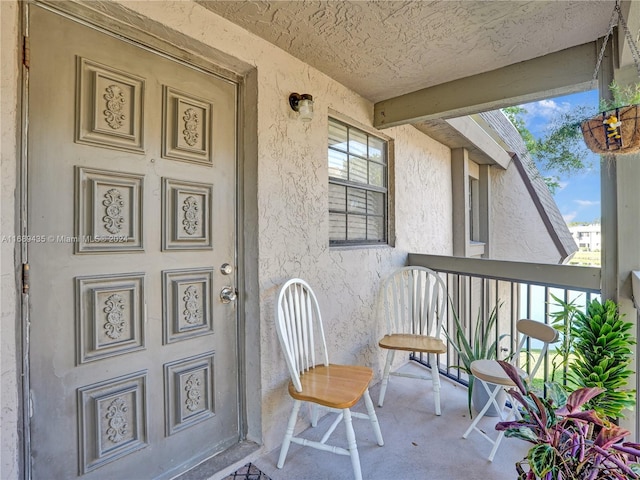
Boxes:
[604,32,640,439]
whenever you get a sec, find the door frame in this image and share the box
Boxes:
[19,2,261,477]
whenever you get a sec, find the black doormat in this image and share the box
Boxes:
[223,463,272,480]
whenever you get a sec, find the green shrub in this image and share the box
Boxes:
[568,298,636,419]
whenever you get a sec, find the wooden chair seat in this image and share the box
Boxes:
[288,365,373,409]
[379,334,446,354]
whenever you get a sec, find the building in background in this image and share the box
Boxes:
[567,223,601,267]
[570,223,601,251]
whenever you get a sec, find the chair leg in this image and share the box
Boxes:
[463,379,510,462]
[462,380,503,439]
[343,408,362,480]
[277,400,301,469]
[310,403,319,427]
[429,353,442,416]
[363,389,384,446]
[378,349,395,407]
[488,430,505,462]
[487,390,519,461]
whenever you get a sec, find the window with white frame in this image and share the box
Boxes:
[328,118,388,245]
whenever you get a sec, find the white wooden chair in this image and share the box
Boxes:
[378,266,448,415]
[275,279,384,480]
[463,319,558,461]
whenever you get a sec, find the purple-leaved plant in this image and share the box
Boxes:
[496,360,640,480]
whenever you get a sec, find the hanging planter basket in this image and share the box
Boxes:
[581,105,640,154]
[580,1,640,155]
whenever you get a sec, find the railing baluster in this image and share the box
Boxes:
[406,255,601,390]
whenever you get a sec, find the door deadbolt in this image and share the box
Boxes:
[220,287,237,304]
[220,263,233,275]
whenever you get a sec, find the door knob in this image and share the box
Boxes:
[220,287,237,304]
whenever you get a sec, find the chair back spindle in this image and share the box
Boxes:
[276,279,329,392]
[383,267,446,337]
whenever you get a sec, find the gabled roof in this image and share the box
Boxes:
[418,108,578,261]
[478,110,578,260]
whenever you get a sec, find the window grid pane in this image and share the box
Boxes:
[348,156,368,184]
[329,213,347,242]
[347,214,367,241]
[329,183,347,211]
[369,136,384,162]
[367,191,385,216]
[328,118,388,245]
[347,187,367,214]
[369,162,385,188]
[348,129,368,157]
[367,216,384,240]
[328,149,348,180]
[329,122,348,151]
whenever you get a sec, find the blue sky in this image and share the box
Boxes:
[518,90,601,224]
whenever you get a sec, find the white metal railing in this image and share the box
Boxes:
[407,253,601,388]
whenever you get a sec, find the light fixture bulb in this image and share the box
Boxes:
[298,98,313,122]
[289,93,314,122]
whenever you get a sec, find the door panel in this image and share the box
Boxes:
[28,7,239,479]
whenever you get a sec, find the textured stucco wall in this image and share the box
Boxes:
[490,162,561,263]
[0,0,452,460]
[1,1,20,478]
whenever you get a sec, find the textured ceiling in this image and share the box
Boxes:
[199,0,615,103]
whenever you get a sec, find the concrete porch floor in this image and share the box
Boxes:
[218,361,530,480]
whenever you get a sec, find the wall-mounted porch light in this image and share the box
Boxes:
[289,93,314,122]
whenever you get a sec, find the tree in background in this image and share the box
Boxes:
[503,105,593,194]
